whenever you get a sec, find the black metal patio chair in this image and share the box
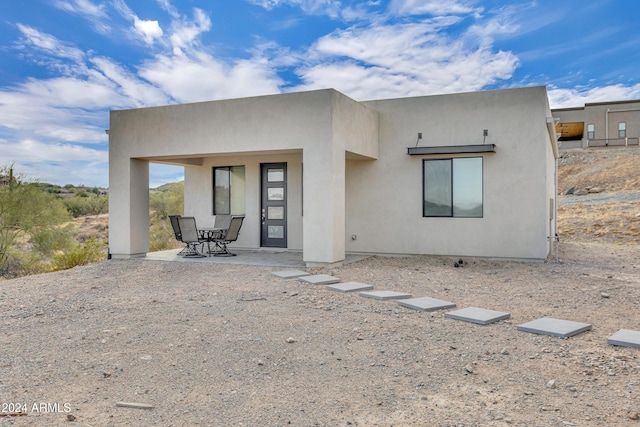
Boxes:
[210,215,244,256]
[176,216,209,257]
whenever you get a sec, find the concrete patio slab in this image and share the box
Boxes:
[444,307,510,325]
[327,282,374,293]
[360,291,412,300]
[271,270,310,279]
[298,274,340,285]
[608,329,640,349]
[398,297,456,312]
[516,317,592,338]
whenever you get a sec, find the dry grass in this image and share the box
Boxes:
[559,201,640,244]
[558,147,640,245]
[558,146,640,194]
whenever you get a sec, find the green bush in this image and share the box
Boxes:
[51,238,105,271]
[148,182,184,251]
[63,194,108,217]
[0,167,73,275]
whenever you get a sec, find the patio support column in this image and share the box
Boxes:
[108,157,150,258]
[302,143,345,267]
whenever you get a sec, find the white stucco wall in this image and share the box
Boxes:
[109,86,554,262]
[108,89,378,264]
[347,86,556,260]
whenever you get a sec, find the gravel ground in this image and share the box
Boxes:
[1,241,639,426]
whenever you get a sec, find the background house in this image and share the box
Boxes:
[108,86,558,266]
[553,99,640,150]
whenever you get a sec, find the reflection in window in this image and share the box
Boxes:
[213,166,245,215]
[267,168,284,182]
[423,158,483,218]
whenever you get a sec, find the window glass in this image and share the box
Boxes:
[268,206,284,220]
[213,166,245,215]
[423,160,452,216]
[619,122,626,138]
[214,168,230,215]
[267,168,284,182]
[423,157,482,218]
[587,123,595,139]
[268,225,285,239]
[452,158,483,217]
[267,187,285,201]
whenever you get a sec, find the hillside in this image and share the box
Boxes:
[557,146,640,244]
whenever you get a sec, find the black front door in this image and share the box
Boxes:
[261,163,287,247]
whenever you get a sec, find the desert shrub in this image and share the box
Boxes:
[0,166,73,275]
[51,238,105,271]
[63,194,108,217]
[1,250,50,277]
[148,182,184,251]
[150,182,184,220]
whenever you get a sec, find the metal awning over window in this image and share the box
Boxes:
[407,144,496,155]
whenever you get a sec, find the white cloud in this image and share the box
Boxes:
[0,139,107,163]
[168,8,211,55]
[139,52,282,103]
[389,0,478,16]
[51,0,111,33]
[293,16,519,100]
[248,0,343,18]
[548,84,640,109]
[0,138,108,186]
[134,18,164,45]
[16,24,85,63]
[52,0,106,17]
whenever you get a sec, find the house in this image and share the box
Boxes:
[552,99,640,149]
[108,86,558,266]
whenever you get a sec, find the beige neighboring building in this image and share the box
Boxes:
[552,99,640,149]
[108,86,558,266]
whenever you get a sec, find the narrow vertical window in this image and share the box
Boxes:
[213,166,245,215]
[619,122,626,138]
[587,123,595,139]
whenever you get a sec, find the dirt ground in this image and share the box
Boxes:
[1,147,639,426]
[1,240,639,427]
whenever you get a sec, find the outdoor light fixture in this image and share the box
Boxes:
[415,132,423,147]
[483,129,488,144]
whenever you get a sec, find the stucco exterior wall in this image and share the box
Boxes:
[348,86,555,260]
[183,153,304,251]
[108,89,378,263]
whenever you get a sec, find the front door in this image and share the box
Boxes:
[261,163,287,247]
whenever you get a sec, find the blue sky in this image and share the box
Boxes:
[1,0,639,187]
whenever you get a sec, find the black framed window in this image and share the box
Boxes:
[212,166,245,215]
[423,157,483,218]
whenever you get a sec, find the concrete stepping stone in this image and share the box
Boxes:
[298,274,340,285]
[360,290,412,300]
[271,270,310,279]
[327,282,373,293]
[608,329,640,349]
[398,297,456,312]
[516,317,591,338]
[444,307,510,325]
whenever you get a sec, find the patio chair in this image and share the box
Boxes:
[169,214,190,256]
[210,215,244,256]
[176,216,209,257]
[208,214,231,241]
